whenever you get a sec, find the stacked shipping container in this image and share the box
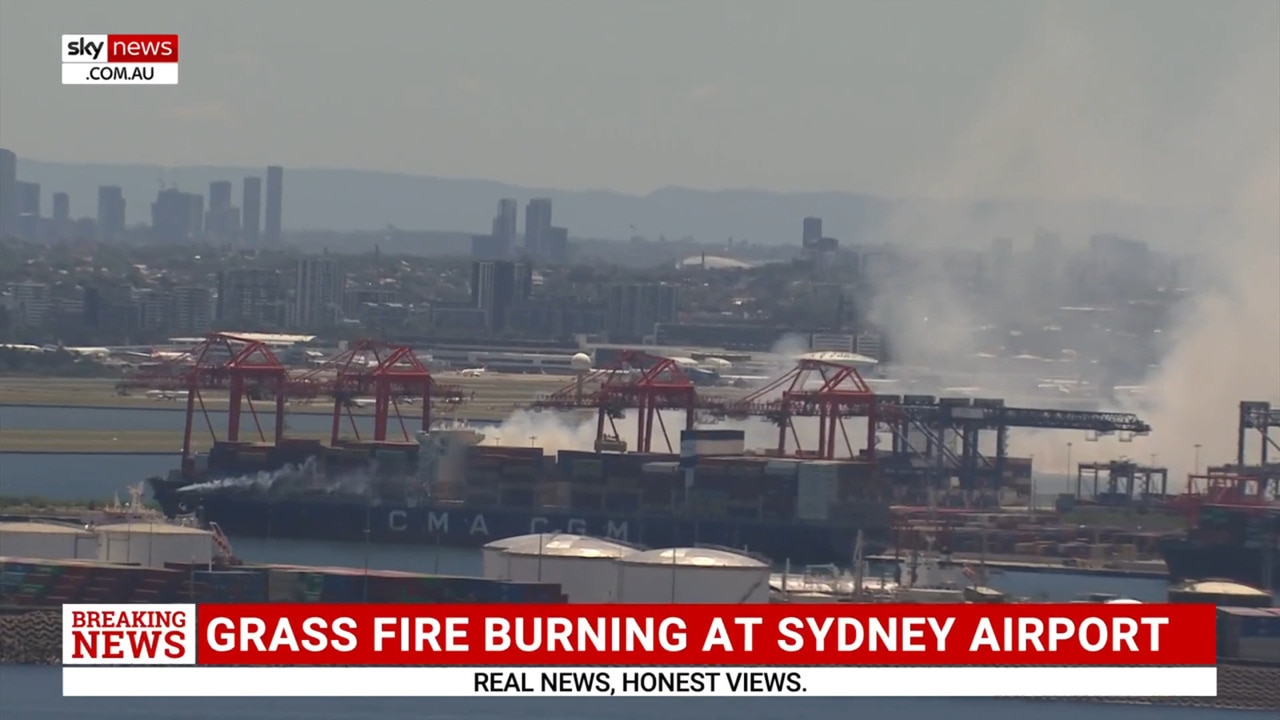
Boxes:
[447,446,890,525]
[1217,607,1280,663]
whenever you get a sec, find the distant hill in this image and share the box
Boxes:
[13,158,1211,248]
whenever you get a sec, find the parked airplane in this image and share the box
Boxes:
[681,365,771,388]
[63,347,113,358]
[122,346,190,361]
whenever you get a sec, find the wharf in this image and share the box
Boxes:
[866,552,1169,580]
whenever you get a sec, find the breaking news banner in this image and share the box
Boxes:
[61,603,1218,698]
[61,34,179,85]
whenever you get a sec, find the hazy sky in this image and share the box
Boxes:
[1,0,1276,200]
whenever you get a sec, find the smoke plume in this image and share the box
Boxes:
[177,457,376,496]
[862,4,1280,482]
[484,334,828,456]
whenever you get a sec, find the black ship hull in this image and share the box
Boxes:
[149,480,888,566]
[1159,536,1280,588]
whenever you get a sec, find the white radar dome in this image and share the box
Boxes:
[571,353,592,371]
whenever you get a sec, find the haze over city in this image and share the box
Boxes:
[0,0,1276,481]
[0,0,1272,203]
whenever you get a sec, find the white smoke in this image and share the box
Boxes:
[862,4,1280,483]
[176,456,376,496]
[482,333,873,457]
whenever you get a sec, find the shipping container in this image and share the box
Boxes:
[535,480,573,507]
[467,472,501,487]
[764,459,803,477]
[796,462,839,520]
[191,569,268,603]
[640,486,675,508]
[569,459,605,481]
[570,490,605,511]
[604,492,641,514]
[1237,636,1280,663]
[499,487,535,507]
[432,482,466,501]
[642,461,682,475]
[1218,606,1280,659]
[466,492,500,508]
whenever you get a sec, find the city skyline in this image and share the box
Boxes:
[0,149,292,246]
[0,0,1275,207]
[0,151,1245,248]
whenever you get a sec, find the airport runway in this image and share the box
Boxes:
[0,373,756,419]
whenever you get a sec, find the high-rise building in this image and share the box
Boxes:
[187,193,204,237]
[802,217,822,247]
[470,259,532,331]
[0,148,16,236]
[82,282,139,335]
[209,181,232,211]
[264,166,284,245]
[290,258,343,328]
[170,286,214,334]
[242,176,262,245]
[6,281,52,327]
[605,282,679,342]
[205,180,239,237]
[97,186,126,241]
[52,193,70,223]
[491,198,518,253]
[542,226,569,264]
[151,188,201,242]
[15,181,39,216]
[524,198,551,256]
[216,269,284,327]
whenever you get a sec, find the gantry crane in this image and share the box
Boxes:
[119,332,289,467]
[1170,400,1280,514]
[714,357,879,460]
[289,339,464,445]
[530,350,697,453]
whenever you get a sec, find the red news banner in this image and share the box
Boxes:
[62,603,1218,698]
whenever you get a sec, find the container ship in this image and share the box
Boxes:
[136,334,1151,567]
[1158,502,1279,588]
[147,427,895,566]
[1155,401,1280,589]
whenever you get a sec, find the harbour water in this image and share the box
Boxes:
[0,404,1271,717]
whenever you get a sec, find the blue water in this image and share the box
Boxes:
[0,667,1269,720]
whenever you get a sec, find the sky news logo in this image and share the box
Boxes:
[62,34,179,85]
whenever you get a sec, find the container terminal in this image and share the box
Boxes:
[114,333,1191,564]
[119,333,1277,586]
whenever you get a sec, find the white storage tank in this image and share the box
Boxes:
[498,534,639,603]
[96,522,214,568]
[615,547,771,604]
[482,534,538,580]
[0,521,98,560]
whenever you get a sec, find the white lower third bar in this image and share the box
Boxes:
[63,666,1217,698]
[61,63,179,85]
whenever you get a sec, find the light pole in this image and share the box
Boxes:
[1028,454,1036,513]
[1194,444,1202,474]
